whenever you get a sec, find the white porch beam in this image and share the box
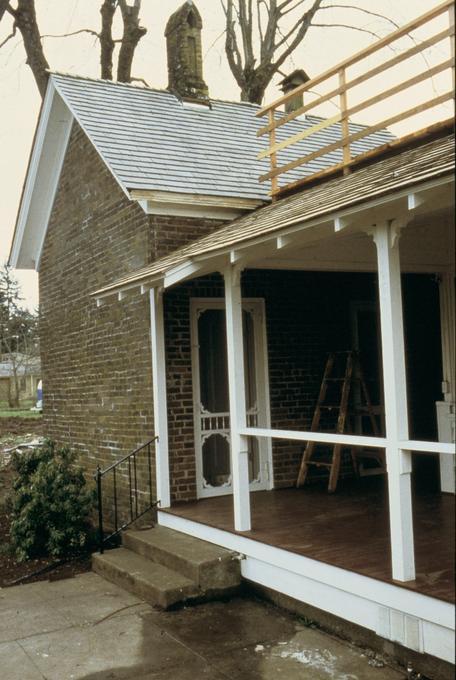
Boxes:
[334,216,352,232]
[373,220,415,582]
[149,287,170,508]
[164,260,204,288]
[407,193,424,211]
[224,265,251,531]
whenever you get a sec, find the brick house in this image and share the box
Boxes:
[9,0,455,671]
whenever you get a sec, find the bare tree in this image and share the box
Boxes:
[100,0,117,80]
[0,0,147,98]
[117,0,147,82]
[221,0,400,103]
[6,0,49,97]
[0,0,9,23]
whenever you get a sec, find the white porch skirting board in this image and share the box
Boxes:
[157,510,455,664]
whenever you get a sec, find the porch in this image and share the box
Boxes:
[161,480,455,603]
[93,131,455,664]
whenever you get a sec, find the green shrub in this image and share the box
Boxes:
[9,440,95,562]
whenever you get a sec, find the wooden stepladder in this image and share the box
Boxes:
[296,350,379,493]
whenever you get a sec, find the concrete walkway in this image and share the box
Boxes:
[0,572,405,679]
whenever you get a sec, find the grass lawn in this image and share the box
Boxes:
[0,401,42,419]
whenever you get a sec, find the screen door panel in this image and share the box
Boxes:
[192,299,270,497]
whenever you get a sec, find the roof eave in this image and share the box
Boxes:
[91,166,454,302]
[9,79,74,271]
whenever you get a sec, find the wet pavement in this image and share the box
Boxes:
[0,572,406,679]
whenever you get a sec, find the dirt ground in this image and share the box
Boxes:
[0,422,91,588]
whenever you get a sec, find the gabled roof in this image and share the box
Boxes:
[51,73,393,200]
[10,72,393,270]
[93,132,455,298]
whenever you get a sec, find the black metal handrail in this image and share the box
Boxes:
[95,437,158,553]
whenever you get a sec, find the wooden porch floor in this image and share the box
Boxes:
[164,478,455,603]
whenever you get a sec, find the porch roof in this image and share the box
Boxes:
[93,132,455,300]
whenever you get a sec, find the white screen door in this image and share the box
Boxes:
[191,298,272,498]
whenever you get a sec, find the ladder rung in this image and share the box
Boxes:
[319,404,342,409]
[307,461,333,468]
[325,376,362,382]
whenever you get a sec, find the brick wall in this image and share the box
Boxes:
[39,123,223,494]
[164,270,378,500]
[39,123,441,507]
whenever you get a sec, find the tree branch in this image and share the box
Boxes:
[117,0,147,83]
[12,0,49,97]
[273,0,324,72]
[130,75,149,87]
[0,24,15,49]
[318,5,400,30]
[40,28,100,40]
[310,22,384,41]
[0,0,10,23]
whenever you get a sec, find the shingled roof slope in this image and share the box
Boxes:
[51,73,393,201]
[93,132,455,297]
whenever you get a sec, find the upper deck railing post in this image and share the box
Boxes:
[449,3,455,90]
[338,68,351,175]
[268,110,279,199]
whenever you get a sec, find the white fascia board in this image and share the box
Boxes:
[157,511,454,632]
[129,189,263,220]
[9,81,73,271]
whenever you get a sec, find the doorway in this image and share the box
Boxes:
[191,298,272,498]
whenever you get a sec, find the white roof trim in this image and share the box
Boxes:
[130,190,263,220]
[9,80,74,271]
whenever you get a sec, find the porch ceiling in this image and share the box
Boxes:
[93,133,455,301]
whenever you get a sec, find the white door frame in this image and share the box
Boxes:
[190,297,273,499]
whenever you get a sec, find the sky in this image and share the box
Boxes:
[0,0,451,310]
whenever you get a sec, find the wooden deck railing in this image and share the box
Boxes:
[257,0,455,198]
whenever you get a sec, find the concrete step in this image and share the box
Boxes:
[92,547,198,609]
[122,526,241,593]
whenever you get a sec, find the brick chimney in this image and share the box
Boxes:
[165,1,209,100]
[279,69,310,114]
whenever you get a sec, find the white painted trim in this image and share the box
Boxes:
[247,259,453,274]
[130,190,263,220]
[157,510,455,663]
[10,81,73,270]
[190,298,273,498]
[373,221,415,582]
[164,260,204,288]
[149,288,170,508]
[130,189,263,210]
[401,439,454,455]
[240,426,386,448]
[254,298,274,490]
[240,426,455,456]
[143,202,249,220]
[224,266,251,531]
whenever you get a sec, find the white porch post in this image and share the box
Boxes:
[224,265,251,531]
[373,220,416,582]
[149,287,170,508]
